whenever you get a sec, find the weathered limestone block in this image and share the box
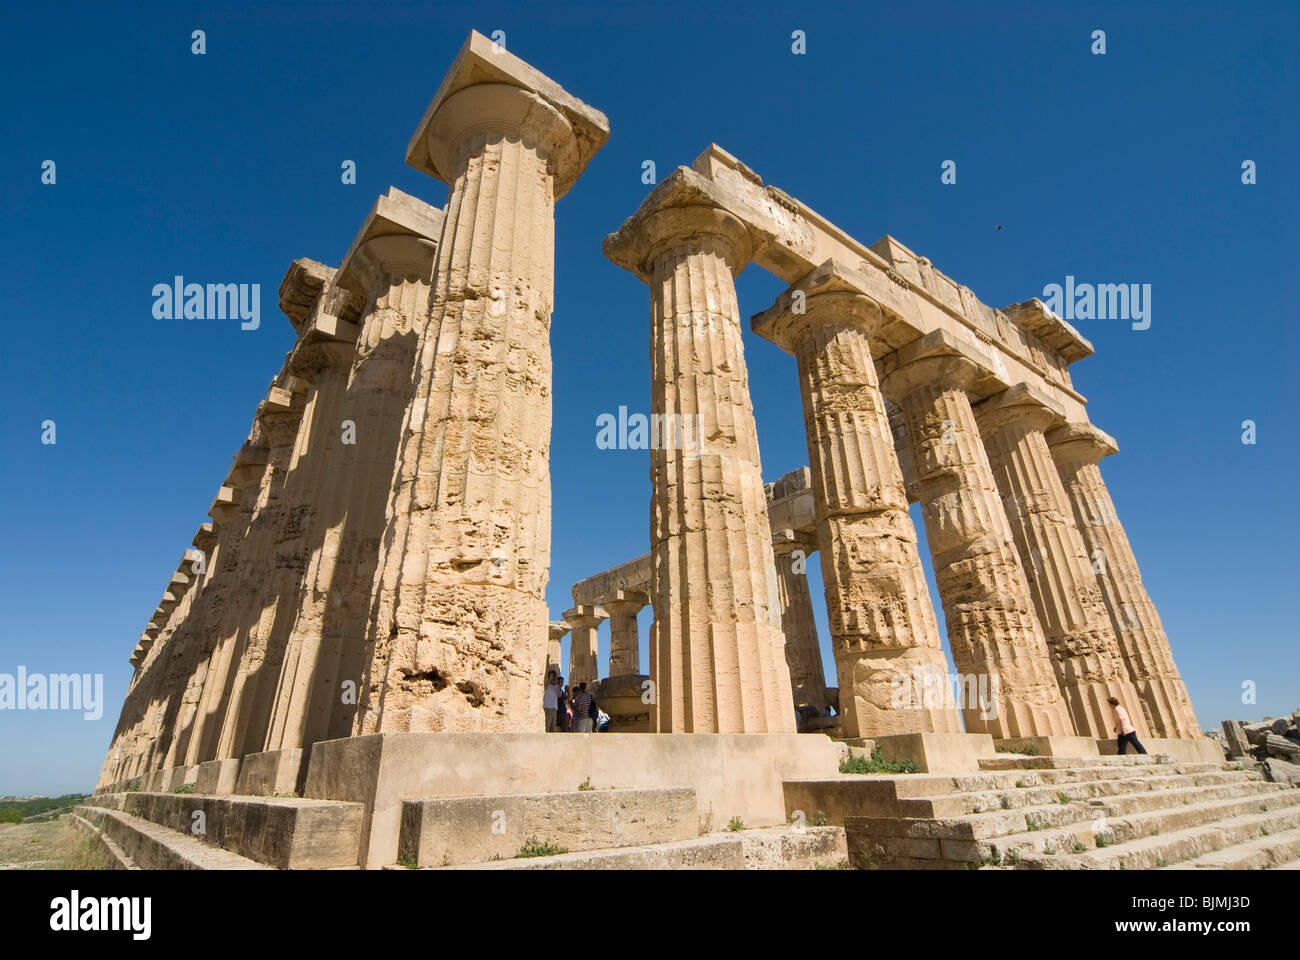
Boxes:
[880,330,1073,738]
[605,184,794,734]
[974,384,1145,739]
[357,34,608,733]
[770,529,829,721]
[1222,720,1252,758]
[1046,422,1201,739]
[751,261,957,738]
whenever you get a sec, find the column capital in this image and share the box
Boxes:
[407,31,608,200]
[1045,421,1119,466]
[338,188,444,292]
[879,328,1011,402]
[600,591,648,616]
[191,522,217,553]
[605,168,757,280]
[562,604,607,630]
[278,259,334,332]
[771,527,817,555]
[974,382,1068,436]
[548,621,571,642]
[751,258,909,354]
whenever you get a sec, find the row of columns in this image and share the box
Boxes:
[605,188,1198,742]
[100,35,610,788]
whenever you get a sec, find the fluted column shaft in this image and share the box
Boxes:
[266,244,436,753]
[1047,425,1200,738]
[785,297,959,738]
[358,85,572,734]
[642,209,794,734]
[603,594,646,676]
[771,532,829,717]
[565,608,604,686]
[885,358,1073,737]
[975,388,1145,738]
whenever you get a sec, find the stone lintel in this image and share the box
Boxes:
[405,30,609,199]
[571,554,651,607]
[974,381,1068,434]
[337,188,445,293]
[278,259,334,333]
[750,258,910,355]
[878,327,1011,404]
[1044,421,1119,466]
[1003,298,1094,365]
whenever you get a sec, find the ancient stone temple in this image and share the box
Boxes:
[87,33,1241,873]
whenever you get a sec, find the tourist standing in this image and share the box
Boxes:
[543,670,559,731]
[572,682,595,733]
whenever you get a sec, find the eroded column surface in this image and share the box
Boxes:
[564,606,604,687]
[602,591,647,677]
[1047,423,1200,738]
[265,194,441,754]
[974,384,1145,739]
[882,342,1073,737]
[357,60,607,733]
[605,199,794,734]
[771,529,829,720]
[752,263,958,738]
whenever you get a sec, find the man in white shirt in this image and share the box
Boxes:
[543,670,559,732]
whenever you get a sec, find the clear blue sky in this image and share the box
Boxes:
[2,0,1295,795]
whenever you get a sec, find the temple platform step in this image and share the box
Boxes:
[75,790,364,869]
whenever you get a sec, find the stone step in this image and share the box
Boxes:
[1158,826,1300,870]
[84,791,364,869]
[1005,788,1300,869]
[423,834,747,870]
[900,770,1259,818]
[979,754,1197,771]
[74,805,271,870]
[784,762,1238,824]
[1017,804,1300,870]
[397,787,697,867]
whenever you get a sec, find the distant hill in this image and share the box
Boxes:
[0,794,90,823]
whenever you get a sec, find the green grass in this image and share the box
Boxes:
[839,746,919,775]
[996,742,1039,756]
[1025,814,1044,832]
[1000,796,1011,809]
[1056,791,1071,804]
[577,777,593,792]
[809,810,828,827]
[517,836,569,858]
[1094,833,1112,848]
[172,783,196,794]
[1014,779,1028,788]
[813,860,849,870]
[1042,843,1056,855]
[398,850,418,869]
[727,816,745,832]
[1071,839,1087,854]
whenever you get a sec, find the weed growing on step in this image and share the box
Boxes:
[577,777,593,791]
[1156,857,1168,867]
[839,746,919,775]
[1095,833,1112,848]
[1005,848,1020,865]
[814,860,848,870]
[518,836,568,858]
[1000,796,1011,809]
[1042,843,1057,855]
[1071,839,1087,853]
[1056,791,1071,804]
[1015,779,1028,788]
[398,850,418,869]
[996,742,1039,756]
[727,816,745,832]
[1025,814,1044,831]
[172,783,195,794]
[809,810,828,827]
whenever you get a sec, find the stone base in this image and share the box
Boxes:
[1096,737,1226,764]
[196,758,242,795]
[235,748,309,797]
[995,736,1100,758]
[848,732,996,773]
[305,731,847,869]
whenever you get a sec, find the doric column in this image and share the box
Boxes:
[1046,423,1201,738]
[563,605,605,687]
[880,332,1074,737]
[751,260,959,738]
[770,529,829,721]
[357,38,608,733]
[604,191,794,734]
[264,192,441,754]
[602,590,647,677]
[547,621,569,675]
[974,384,1146,738]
